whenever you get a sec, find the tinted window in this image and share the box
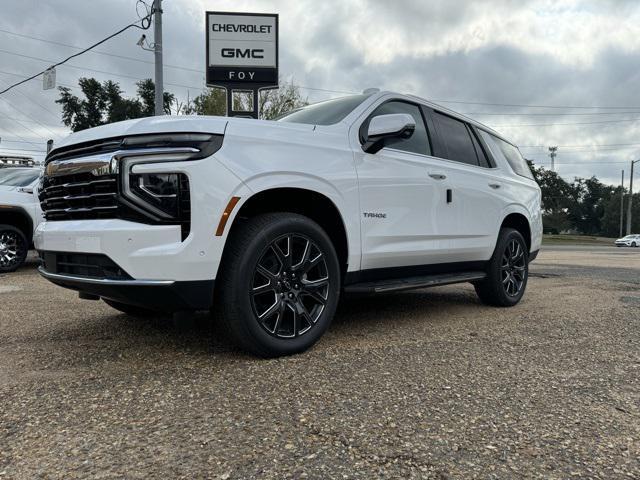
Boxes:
[432,112,479,166]
[480,131,534,180]
[364,101,431,155]
[0,169,40,187]
[277,94,371,125]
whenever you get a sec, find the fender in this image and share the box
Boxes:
[230,171,361,272]
[499,202,542,253]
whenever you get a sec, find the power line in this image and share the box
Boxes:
[10,88,63,123]
[490,118,640,127]
[0,68,76,89]
[0,13,152,96]
[465,111,640,116]
[0,48,207,92]
[0,27,203,73]
[520,142,640,149]
[434,99,640,110]
[0,97,61,138]
[2,24,639,113]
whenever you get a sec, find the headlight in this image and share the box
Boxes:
[129,172,182,218]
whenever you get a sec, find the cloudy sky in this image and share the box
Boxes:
[1,0,639,185]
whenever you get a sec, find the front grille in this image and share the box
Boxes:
[39,172,119,221]
[40,251,132,280]
[46,137,123,163]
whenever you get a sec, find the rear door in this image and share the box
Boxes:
[426,109,505,261]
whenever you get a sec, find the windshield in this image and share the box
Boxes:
[277,94,372,125]
[0,168,40,187]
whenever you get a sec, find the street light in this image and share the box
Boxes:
[626,158,640,235]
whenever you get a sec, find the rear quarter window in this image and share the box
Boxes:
[479,131,534,180]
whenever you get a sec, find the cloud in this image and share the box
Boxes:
[0,0,638,184]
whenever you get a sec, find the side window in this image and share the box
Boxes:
[480,130,534,180]
[432,112,480,166]
[363,101,431,156]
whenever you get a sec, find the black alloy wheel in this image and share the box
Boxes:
[251,233,330,339]
[0,225,28,273]
[215,213,341,357]
[501,238,527,297]
[474,227,529,307]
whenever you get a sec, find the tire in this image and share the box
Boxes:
[475,228,529,307]
[0,224,28,273]
[214,213,341,357]
[632,242,637,248]
[103,298,157,317]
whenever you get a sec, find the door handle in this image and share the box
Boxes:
[488,183,501,189]
[429,173,447,180]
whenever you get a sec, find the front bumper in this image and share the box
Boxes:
[38,266,214,311]
[34,218,219,281]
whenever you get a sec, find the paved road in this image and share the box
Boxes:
[0,247,638,479]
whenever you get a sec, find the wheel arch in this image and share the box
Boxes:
[0,206,34,245]
[500,212,531,252]
[226,187,350,279]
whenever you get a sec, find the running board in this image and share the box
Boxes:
[344,271,487,294]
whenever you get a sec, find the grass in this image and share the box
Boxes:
[542,234,617,246]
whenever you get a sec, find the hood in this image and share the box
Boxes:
[54,115,318,153]
[54,115,231,150]
[0,185,17,193]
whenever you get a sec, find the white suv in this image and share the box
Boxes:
[0,166,42,272]
[35,91,542,357]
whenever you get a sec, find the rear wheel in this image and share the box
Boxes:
[103,298,157,317]
[215,213,341,357]
[475,228,529,307]
[632,242,637,248]
[0,225,28,273]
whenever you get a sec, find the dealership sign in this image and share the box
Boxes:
[206,12,279,87]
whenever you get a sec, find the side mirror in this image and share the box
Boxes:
[362,113,416,154]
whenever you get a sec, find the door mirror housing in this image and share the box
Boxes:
[362,113,416,154]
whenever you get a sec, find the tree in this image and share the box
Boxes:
[183,87,226,116]
[184,81,307,119]
[529,164,579,234]
[570,177,616,236]
[57,78,175,132]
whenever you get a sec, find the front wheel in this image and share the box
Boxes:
[214,213,341,357]
[0,225,28,273]
[475,228,529,307]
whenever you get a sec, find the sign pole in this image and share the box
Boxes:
[153,0,164,116]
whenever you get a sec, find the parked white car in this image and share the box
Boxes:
[35,90,542,356]
[615,234,640,247]
[0,166,42,272]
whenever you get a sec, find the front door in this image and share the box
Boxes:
[354,100,453,270]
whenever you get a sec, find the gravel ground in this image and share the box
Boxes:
[0,247,639,479]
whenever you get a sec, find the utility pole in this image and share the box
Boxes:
[627,159,639,235]
[619,170,625,238]
[153,0,164,116]
[548,146,558,172]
